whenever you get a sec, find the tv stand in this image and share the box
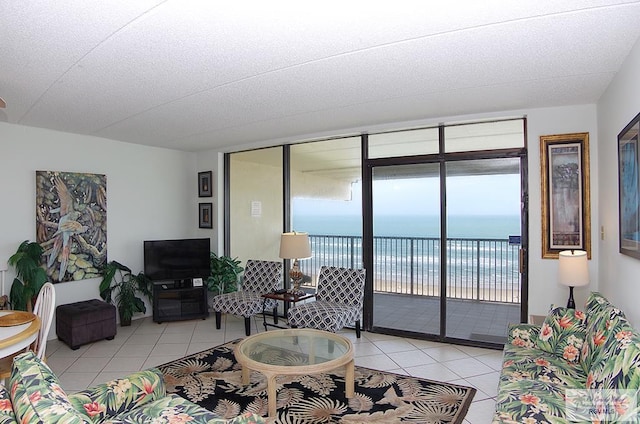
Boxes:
[153,281,208,323]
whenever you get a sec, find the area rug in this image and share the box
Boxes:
[158,339,476,423]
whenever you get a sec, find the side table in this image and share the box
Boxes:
[261,291,315,330]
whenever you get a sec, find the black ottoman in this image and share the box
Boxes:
[56,299,117,350]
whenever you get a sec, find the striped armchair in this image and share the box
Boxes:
[212,259,283,336]
[287,266,366,338]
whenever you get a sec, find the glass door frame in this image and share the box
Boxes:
[362,134,529,348]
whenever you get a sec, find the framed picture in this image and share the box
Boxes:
[199,202,213,229]
[540,132,591,259]
[198,171,213,197]
[618,112,640,259]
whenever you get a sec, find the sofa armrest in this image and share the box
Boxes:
[68,368,166,422]
[507,323,540,348]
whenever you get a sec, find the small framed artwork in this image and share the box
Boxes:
[618,112,640,259]
[199,202,213,229]
[198,171,213,197]
[540,132,591,259]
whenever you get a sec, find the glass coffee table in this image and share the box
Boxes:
[234,328,355,417]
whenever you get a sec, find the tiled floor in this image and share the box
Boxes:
[46,314,502,423]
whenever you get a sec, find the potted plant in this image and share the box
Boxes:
[9,240,48,312]
[99,260,153,326]
[207,253,243,295]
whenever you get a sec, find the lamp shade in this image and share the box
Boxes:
[279,232,312,259]
[558,250,589,287]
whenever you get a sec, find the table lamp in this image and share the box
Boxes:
[558,250,589,309]
[279,232,312,295]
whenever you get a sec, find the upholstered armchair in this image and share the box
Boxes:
[287,266,366,338]
[212,259,283,336]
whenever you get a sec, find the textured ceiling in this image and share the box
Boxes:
[2,1,640,152]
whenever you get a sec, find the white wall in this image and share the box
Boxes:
[597,37,640,328]
[0,122,201,337]
[525,105,599,316]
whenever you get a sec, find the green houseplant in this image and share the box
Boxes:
[207,253,243,295]
[9,240,48,312]
[99,260,153,326]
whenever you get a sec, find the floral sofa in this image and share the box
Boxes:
[493,292,640,423]
[0,351,264,423]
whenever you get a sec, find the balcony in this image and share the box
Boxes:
[299,234,521,344]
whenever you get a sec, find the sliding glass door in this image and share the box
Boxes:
[371,163,441,336]
[444,158,522,343]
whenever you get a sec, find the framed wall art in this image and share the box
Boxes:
[36,170,107,282]
[199,202,213,229]
[540,133,591,259]
[618,112,640,259]
[198,171,213,197]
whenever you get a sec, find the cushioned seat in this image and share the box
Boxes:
[287,266,365,337]
[56,299,116,350]
[212,260,283,336]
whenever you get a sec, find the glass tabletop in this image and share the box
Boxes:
[237,328,351,367]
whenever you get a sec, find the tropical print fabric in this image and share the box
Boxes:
[500,345,587,388]
[507,323,539,349]
[68,369,166,422]
[536,306,586,363]
[587,315,640,390]
[3,351,264,424]
[0,386,16,424]
[97,395,263,424]
[580,292,626,373]
[493,292,640,423]
[159,339,476,423]
[9,351,89,423]
[493,378,571,423]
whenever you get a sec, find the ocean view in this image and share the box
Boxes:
[293,214,520,239]
[293,214,522,303]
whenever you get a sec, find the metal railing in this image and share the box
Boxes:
[300,234,520,304]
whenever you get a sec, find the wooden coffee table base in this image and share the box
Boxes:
[241,358,355,417]
[235,328,355,418]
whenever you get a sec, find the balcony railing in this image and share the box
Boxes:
[299,234,520,304]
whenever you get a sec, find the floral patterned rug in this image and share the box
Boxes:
[158,339,476,423]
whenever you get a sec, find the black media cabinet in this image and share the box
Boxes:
[153,280,209,323]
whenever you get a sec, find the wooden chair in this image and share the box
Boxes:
[0,282,56,381]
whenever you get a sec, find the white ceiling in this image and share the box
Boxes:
[2,1,640,153]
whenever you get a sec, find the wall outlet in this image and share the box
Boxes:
[193,278,203,287]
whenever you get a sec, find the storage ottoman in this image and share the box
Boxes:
[56,299,117,350]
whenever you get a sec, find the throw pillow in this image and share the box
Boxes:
[536,306,586,363]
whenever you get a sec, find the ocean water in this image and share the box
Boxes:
[293,214,520,239]
[293,214,521,295]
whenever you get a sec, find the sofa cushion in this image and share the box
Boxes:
[501,345,587,388]
[587,316,640,390]
[0,386,16,424]
[536,306,586,363]
[104,394,264,423]
[493,379,569,423]
[68,369,166,422]
[580,292,627,373]
[507,323,540,349]
[9,351,89,423]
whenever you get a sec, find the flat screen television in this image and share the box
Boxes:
[144,238,210,282]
